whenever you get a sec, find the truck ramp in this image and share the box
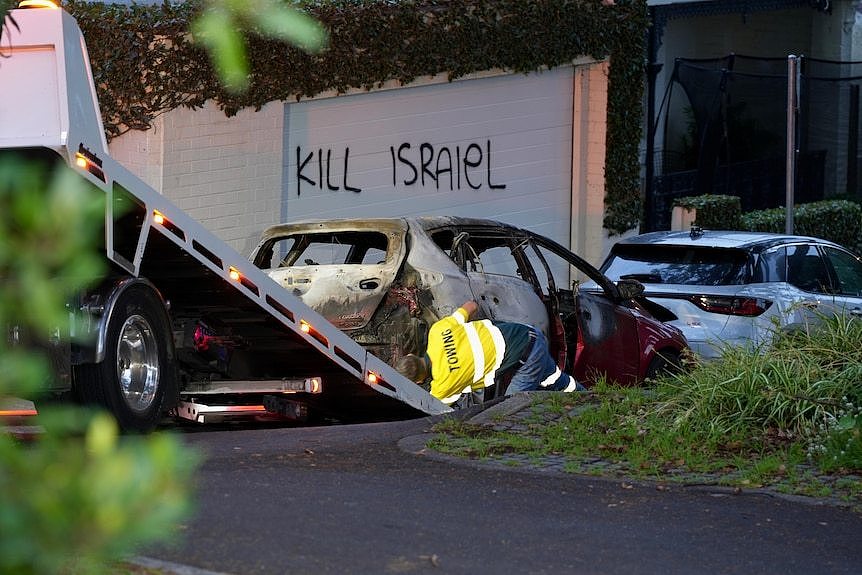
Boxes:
[0,3,451,428]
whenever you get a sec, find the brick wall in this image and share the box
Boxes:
[108,117,164,193]
[111,100,284,256]
[571,59,621,269]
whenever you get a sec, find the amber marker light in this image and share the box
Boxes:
[0,407,38,416]
[74,147,105,181]
[306,377,323,394]
[152,210,186,240]
[365,371,394,392]
[299,320,327,346]
[226,267,259,295]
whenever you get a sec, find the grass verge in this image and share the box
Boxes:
[428,315,862,508]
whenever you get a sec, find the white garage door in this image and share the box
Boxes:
[282,67,574,248]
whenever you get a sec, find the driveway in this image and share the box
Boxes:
[137,412,862,575]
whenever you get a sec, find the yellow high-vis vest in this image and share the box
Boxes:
[426,306,506,404]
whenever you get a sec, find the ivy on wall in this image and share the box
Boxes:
[66,0,648,234]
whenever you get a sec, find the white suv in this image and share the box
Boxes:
[597,229,862,360]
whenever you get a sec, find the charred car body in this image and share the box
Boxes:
[250,217,688,392]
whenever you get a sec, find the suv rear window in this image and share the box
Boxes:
[601,245,749,286]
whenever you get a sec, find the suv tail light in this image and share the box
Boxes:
[690,295,772,316]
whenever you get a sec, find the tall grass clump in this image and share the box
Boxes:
[650,314,862,471]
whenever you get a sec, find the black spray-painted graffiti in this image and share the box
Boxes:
[296,148,361,195]
[391,140,506,191]
[295,140,506,195]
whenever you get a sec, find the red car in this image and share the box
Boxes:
[251,217,688,396]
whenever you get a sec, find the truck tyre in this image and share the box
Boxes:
[75,284,175,433]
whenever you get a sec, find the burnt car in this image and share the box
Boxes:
[249,217,688,392]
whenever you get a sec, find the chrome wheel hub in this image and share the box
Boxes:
[115,314,159,413]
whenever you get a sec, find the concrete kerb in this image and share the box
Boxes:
[126,556,234,575]
[468,392,538,425]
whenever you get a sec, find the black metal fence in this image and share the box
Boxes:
[645,54,860,231]
[650,152,825,231]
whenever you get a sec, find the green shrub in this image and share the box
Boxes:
[740,200,862,252]
[795,200,862,250]
[673,194,742,230]
[739,206,785,233]
[652,313,862,472]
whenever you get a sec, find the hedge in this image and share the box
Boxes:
[673,194,741,231]
[741,200,862,252]
[674,194,862,253]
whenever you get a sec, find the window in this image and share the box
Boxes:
[823,246,862,296]
[601,245,749,286]
[756,247,786,282]
[260,232,388,268]
[430,230,456,258]
[525,243,569,297]
[787,244,833,293]
[442,229,532,282]
[474,244,521,277]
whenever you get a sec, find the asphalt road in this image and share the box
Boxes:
[140,415,862,575]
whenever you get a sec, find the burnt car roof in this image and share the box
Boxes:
[613,230,846,253]
[260,216,528,235]
[257,218,409,242]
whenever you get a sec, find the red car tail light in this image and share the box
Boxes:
[690,295,772,316]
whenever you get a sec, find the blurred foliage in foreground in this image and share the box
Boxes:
[0,157,199,575]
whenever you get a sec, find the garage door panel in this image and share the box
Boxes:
[283,67,574,249]
[288,72,571,133]
[291,112,572,155]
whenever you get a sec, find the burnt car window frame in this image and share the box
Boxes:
[256,230,390,268]
[431,226,540,287]
[530,233,617,298]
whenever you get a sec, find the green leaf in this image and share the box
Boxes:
[255,1,328,53]
[192,8,250,93]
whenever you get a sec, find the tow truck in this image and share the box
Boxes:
[0,0,451,432]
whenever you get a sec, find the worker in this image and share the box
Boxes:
[394,300,585,406]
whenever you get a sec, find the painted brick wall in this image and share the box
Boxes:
[111,100,285,256]
[163,100,283,256]
[571,60,622,269]
[108,117,164,193]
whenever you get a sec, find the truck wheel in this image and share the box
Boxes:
[75,284,174,433]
